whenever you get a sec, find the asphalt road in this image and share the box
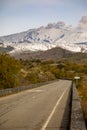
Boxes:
[0,80,72,130]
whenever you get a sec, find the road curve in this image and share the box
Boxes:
[0,80,72,130]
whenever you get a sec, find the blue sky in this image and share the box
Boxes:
[0,0,87,36]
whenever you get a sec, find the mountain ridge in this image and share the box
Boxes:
[0,16,87,53]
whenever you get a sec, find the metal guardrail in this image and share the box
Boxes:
[0,80,55,97]
[70,82,86,130]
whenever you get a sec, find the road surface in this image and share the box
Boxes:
[0,80,72,130]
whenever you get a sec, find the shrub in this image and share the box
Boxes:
[0,54,22,89]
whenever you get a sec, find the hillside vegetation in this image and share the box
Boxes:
[1,53,87,89]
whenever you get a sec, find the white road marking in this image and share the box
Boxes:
[41,87,68,130]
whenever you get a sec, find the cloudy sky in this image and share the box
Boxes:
[0,0,87,36]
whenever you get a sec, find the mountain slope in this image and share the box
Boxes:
[12,47,87,62]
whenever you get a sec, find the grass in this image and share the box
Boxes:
[78,79,87,127]
[81,100,87,127]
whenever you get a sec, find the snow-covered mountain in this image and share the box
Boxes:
[0,16,87,53]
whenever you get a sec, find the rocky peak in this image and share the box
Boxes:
[55,21,65,28]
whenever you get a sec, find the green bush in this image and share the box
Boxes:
[25,71,40,84]
[0,54,22,89]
